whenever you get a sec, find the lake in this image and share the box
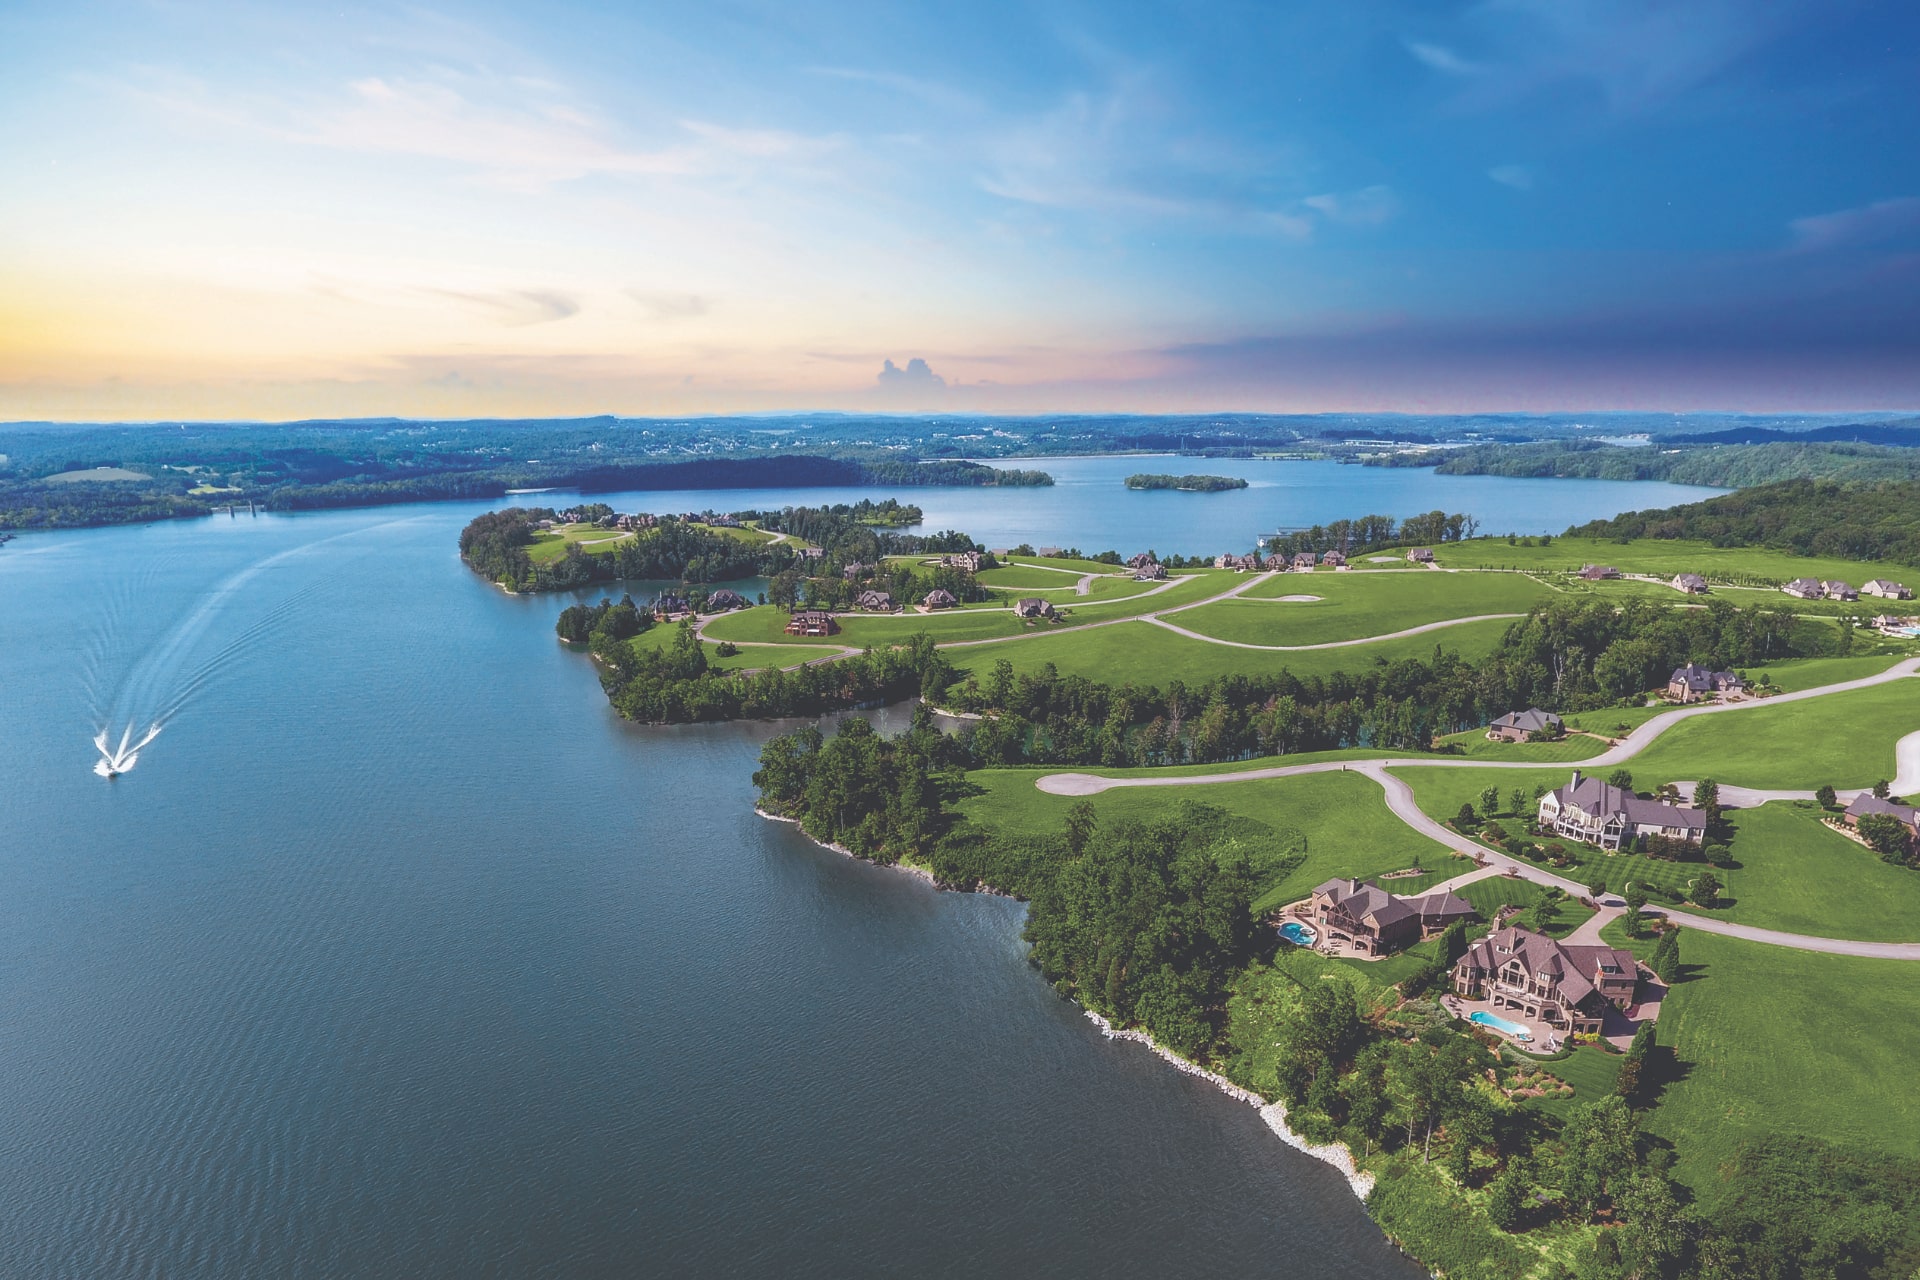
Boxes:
[0,463,1717,1277]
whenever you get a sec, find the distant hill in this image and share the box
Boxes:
[1665,418,1920,446]
[1567,477,1920,566]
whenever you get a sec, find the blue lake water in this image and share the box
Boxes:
[0,463,1719,1277]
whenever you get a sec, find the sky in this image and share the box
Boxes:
[1,0,1917,420]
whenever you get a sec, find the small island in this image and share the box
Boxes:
[1125,473,1250,492]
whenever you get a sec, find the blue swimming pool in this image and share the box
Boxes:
[1468,1010,1533,1041]
[1278,921,1318,946]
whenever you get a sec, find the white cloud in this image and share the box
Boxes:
[1301,185,1399,227]
[1406,41,1481,75]
[1489,164,1534,190]
[1788,197,1920,252]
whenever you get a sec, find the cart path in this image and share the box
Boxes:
[1035,657,1920,958]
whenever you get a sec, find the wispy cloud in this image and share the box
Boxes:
[1488,164,1533,190]
[424,287,580,325]
[1405,41,1481,76]
[1302,185,1399,227]
[626,290,710,321]
[803,66,980,113]
[1788,197,1920,253]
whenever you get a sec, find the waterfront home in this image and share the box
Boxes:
[785,610,838,636]
[1320,551,1347,568]
[1578,565,1621,580]
[1407,548,1435,563]
[1666,663,1747,703]
[941,551,984,573]
[1133,561,1168,580]
[1014,598,1058,620]
[705,589,751,612]
[854,590,896,612]
[841,562,868,580]
[1309,879,1479,955]
[1214,552,1262,571]
[1452,926,1639,1036]
[1783,578,1824,599]
[1037,546,1065,558]
[795,546,826,563]
[1539,771,1707,851]
[1487,708,1563,742]
[1823,580,1859,601]
[1670,573,1710,594]
[1864,579,1913,600]
[1843,793,1920,840]
[654,593,691,616]
[922,589,958,609]
[1291,552,1319,570]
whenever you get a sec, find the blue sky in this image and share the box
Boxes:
[1,0,1916,418]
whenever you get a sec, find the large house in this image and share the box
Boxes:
[1291,552,1319,570]
[1487,708,1563,742]
[1309,879,1477,955]
[653,593,691,617]
[1215,553,1262,571]
[1578,565,1621,581]
[922,589,958,609]
[941,551,984,573]
[1666,663,1747,703]
[1133,561,1168,581]
[1538,771,1708,851]
[785,610,838,636]
[1452,926,1640,1036]
[1671,573,1709,594]
[854,590,896,612]
[795,546,826,563]
[1014,598,1058,620]
[1864,579,1914,600]
[1843,793,1920,840]
[705,589,751,612]
[1321,551,1348,569]
[1407,547,1435,563]
[1823,580,1859,601]
[1783,578,1824,600]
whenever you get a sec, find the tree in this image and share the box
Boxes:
[1691,869,1721,907]
[1873,779,1892,799]
[1815,783,1837,809]
[1487,1156,1530,1231]
[1587,876,1609,900]
[1856,813,1913,863]
[1623,886,1649,935]
[1480,785,1503,819]
[1456,803,1478,829]
[1692,778,1719,809]
[1508,787,1528,818]
[1652,929,1681,985]
[1607,769,1634,791]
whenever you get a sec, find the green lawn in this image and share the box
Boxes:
[1626,677,1920,789]
[623,624,767,671]
[1165,570,1549,646]
[1743,651,1914,692]
[1645,931,1920,1198]
[957,767,1459,911]
[1517,1046,1625,1121]
[1452,875,1597,940]
[1709,802,1920,941]
[526,523,638,565]
[1432,729,1612,762]
[976,563,1096,589]
[1433,536,1913,588]
[946,615,1514,685]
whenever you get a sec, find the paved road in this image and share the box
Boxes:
[1037,657,1920,958]
[1146,611,1526,652]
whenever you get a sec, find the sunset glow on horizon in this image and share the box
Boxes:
[3,1,1917,420]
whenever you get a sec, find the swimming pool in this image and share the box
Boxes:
[1278,921,1318,946]
[1468,1010,1533,1041]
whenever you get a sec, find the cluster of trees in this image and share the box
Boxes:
[1372,440,1920,488]
[0,478,217,529]
[738,498,923,528]
[1123,473,1250,491]
[605,629,954,723]
[1570,477,1920,567]
[460,507,794,592]
[1264,510,1477,559]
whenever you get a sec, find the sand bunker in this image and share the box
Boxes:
[1275,594,1322,602]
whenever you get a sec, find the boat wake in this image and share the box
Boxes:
[93,722,163,777]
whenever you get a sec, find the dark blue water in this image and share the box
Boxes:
[0,466,1715,1277]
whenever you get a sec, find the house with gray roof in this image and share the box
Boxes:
[1666,663,1747,704]
[1407,547,1435,563]
[1578,565,1621,580]
[1538,770,1708,851]
[1014,597,1058,620]
[1452,925,1640,1036]
[854,589,896,612]
[1487,708,1563,742]
[1309,879,1478,955]
[1783,578,1823,599]
[1671,572,1709,594]
[1823,580,1859,601]
[1864,579,1913,600]
[1843,793,1920,840]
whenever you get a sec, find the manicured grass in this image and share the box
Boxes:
[1434,536,1911,587]
[977,564,1090,589]
[957,768,1459,912]
[946,615,1514,685]
[1432,729,1612,762]
[1710,802,1920,941]
[1166,572,1545,647]
[624,625,765,671]
[525,523,638,565]
[1238,567,1428,597]
[1517,1047,1624,1120]
[1453,876,1596,940]
[1626,677,1920,789]
[1744,651,1914,692]
[1645,931,1920,1198]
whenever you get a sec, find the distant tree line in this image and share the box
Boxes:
[1365,440,1920,488]
[1265,510,1477,558]
[1124,473,1250,492]
[1568,477,1920,567]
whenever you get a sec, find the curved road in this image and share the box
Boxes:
[1037,657,1920,958]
